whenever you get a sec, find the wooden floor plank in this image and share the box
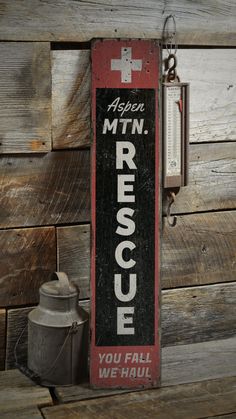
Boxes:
[0,42,51,153]
[1,406,44,419]
[205,414,236,419]
[43,376,236,419]
[55,337,236,403]
[0,369,52,414]
[0,227,56,307]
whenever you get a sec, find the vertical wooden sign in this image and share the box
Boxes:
[91,39,160,388]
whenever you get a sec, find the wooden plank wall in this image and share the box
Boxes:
[0,43,51,153]
[0,1,235,373]
[0,1,236,45]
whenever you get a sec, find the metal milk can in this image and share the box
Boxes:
[28,272,89,386]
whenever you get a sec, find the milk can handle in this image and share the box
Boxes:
[52,271,71,294]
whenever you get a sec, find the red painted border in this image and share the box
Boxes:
[91,39,160,388]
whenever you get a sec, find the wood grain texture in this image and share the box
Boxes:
[55,337,236,403]
[169,49,236,143]
[0,1,236,45]
[161,211,236,289]
[55,384,129,405]
[0,42,51,153]
[1,406,44,419]
[56,210,236,298]
[43,376,236,419]
[5,307,33,370]
[170,142,236,214]
[0,141,234,231]
[0,227,56,307]
[0,310,6,370]
[57,225,90,299]
[0,151,90,229]
[162,337,236,387]
[52,49,236,149]
[205,415,236,419]
[0,369,52,414]
[52,50,91,149]
[162,282,236,346]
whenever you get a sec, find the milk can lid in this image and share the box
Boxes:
[40,272,78,297]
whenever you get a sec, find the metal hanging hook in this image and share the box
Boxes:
[162,15,179,82]
[165,53,179,82]
[167,191,177,227]
[162,14,178,55]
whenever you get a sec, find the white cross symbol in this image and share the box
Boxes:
[111,47,142,83]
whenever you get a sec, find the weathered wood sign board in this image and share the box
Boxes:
[91,39,160,388]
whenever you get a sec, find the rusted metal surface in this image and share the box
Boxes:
[28,273,89,386]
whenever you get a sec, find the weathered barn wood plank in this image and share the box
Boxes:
[162,211,236,288]
[56,210,236,298]
[172,142,236,214]
[43,376,236,419]
[0,1,236,45]
[173,49,236,143]
[57,225,90,299]
[0,145,234,227]
[1,407,44,419]
[6,282,236,368]
[5,307,33,370]
[55,337,236,403]
[0,151,90,228]
[0,369,52,414]
[162,282,236,346]
[0,227,56,307]
[208,416,236,419]
[52,50,91,149]
[0,42,51,153]
[0,310,6,370]
[52,49,236,149]
[55,384,129,405]
[162,337,236,387]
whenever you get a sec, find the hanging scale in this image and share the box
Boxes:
[162,15,190,226]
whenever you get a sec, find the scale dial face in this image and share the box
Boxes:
[164,85,182,177]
